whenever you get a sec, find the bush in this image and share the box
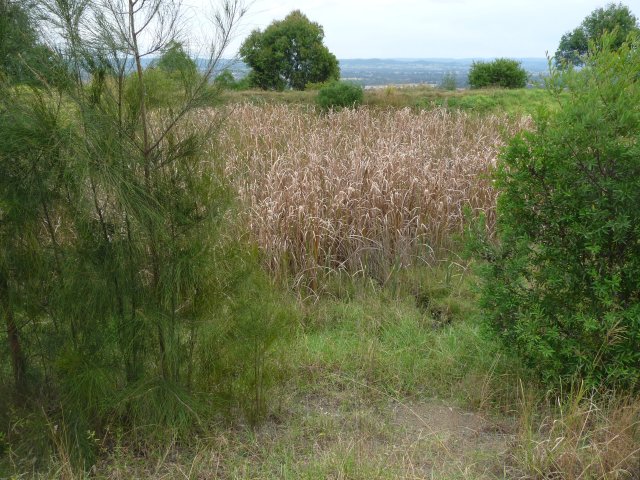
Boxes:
[439,71,457,91]
[475,34,640,389]
[316,81,364,110]
[468,58,527,89]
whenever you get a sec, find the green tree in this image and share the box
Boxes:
[0,0,57,85]
[239,10,339,91]
[0,0,293,469]
[468,58,527,89]
[156,41,197,77]
[555,2,639,66]
[474,34,640,389]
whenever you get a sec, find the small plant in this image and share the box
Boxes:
[316,81,364,110]
[214,69,237,89]
[468,58,527,89]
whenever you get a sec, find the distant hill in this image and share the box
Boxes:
[337,58,550,87]
[144,57,550,88]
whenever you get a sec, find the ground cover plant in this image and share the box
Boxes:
[468,59,528,89]
[316,81,364,110]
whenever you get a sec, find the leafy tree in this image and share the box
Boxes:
[214,68,236,88]
[473,34,640,389]
[213,68,250,90]
[468,58,527,89]
[239,10,339,91]
[555,2,639,66]
[156,40,197,77]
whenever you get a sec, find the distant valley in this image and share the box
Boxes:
[214,57,550,87]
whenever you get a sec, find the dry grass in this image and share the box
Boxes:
[210,104,529,288]
[513,388,640,479]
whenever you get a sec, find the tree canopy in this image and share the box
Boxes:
[156,41,197,77]
[0,0,56,84]
[239,10,339,91]
[555,2,639,66]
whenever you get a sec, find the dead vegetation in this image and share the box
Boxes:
[214,104,529,288]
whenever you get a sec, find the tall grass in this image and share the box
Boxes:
[514,389,640,479]
[215,104,529,288]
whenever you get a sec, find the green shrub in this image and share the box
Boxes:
[474,34,640,389]
[214,69,237,89]
[439,71,457,90]
[316,81,364,110]
[468,58,527,89]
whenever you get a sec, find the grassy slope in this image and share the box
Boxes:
[224,85,557,116]
[82,267,528,479]
[3,88,638,480]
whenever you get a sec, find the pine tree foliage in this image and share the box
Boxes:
[0,0,293,468]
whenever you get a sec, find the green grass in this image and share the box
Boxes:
[222,84,558,117]
[420,87,559,116]
[5,265,638,479]
[2,265,524,479]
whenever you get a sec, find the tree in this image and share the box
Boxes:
[0,0,57,85]
[555,2,639,66]
[474,34,640,388]
[468,58,527,89]
[0,0,289,468]
[156,40,197,77]
[239,10,339,91]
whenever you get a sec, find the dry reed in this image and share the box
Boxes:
[202,104,529,286]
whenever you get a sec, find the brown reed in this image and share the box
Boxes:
[204,104,530,287]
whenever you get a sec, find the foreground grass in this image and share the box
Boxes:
[2,266,638,479]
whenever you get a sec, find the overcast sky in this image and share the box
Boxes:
[183,0,639,59]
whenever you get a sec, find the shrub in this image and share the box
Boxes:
[316,81,364,110]
[468,58,527,89]
[239,10,339,91]
[214,69,237,89]
[439,71,457,90]
[475,34,640,389]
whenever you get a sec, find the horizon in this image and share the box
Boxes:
[183,0,631,58]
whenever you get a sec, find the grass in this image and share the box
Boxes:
[3,88,638,480]
[3,266,638,479]
[5,266,520,479]
[223,85,558,117]
[417,88,558,116]
[215,103,530,290]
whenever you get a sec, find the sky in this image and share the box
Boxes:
[183,0,639,59]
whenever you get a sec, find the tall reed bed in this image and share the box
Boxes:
[213,104,529,287]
